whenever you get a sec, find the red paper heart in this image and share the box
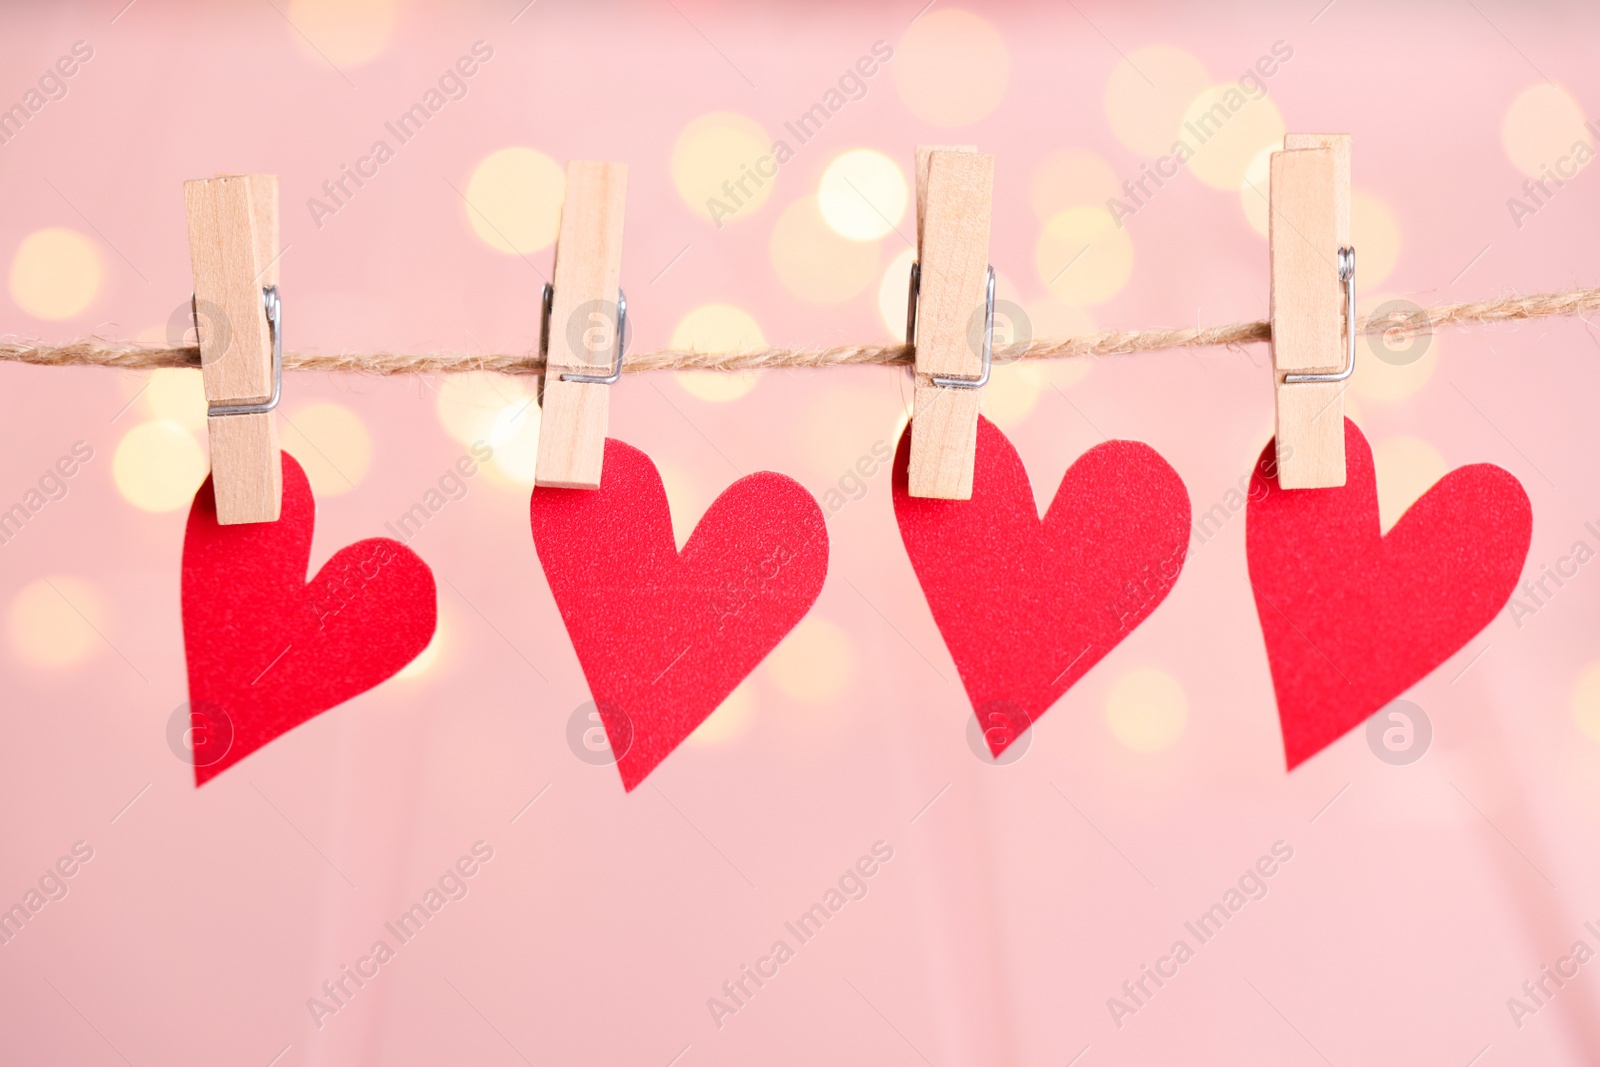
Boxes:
[530,439,828,791]
[892,417,1192,756]
[182,453,437,785]
[1246,419,1531,768]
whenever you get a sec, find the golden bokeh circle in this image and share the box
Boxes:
[1105,667,1188,752]
[1180,85,1285,191]
[818,149,908,241]
[1502,83,1591,180]
[113,421,206,512]
[464,148,564,255]
[286,0,396,67]
[893,9,1009,127]
[9,576,107,669]
[769,196,881,305]
[1034,206,1133,306]
[10,228,101,320]
[671,112,775,224]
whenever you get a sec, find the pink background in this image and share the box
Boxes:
[3,1,1600,1064]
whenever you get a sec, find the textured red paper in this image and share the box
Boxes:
[892,417,1192,756]
[1247,419,1531,768]
[530,439,828,791]
[182,453,437,785]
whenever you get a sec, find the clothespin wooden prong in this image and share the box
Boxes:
[536,161,628,490]
[1269,133,1352,489]
[906,145,995,500]
[186,173,282,524]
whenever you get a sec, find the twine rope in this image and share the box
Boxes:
[3,286,1597,377]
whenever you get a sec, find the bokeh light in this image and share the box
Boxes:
[280,401,372,496]
[878,247,918,340]
[770,196,881,305]
[1105,666,1188,752]
[1371,436,1447,533]
[113,421,206,512]
[672,112,775,224]
[10,228,101,320]
[1352,190,1401,289]
[1352,308,1437,402]
[464,147,564,255]
[285,0,396,67]
[144,368,207,432]
[1573,663,1600,743]
[893,9,1009,127]
[9,576,106,669]
[1502,83,1591,179]
[435,372,531,447]
[672,304,765,402]
[1035,206,1133,306]
[818,149,908,241]
[1180,85,1285,190]
[766,617,855,703]
[688,682,758,745]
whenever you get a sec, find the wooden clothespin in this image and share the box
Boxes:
[1269,134,1353,489]
[185,173,282,524]
[536,161,628,489]
[905,145,995,500]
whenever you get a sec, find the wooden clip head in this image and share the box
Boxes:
[906,146,995,500]
[1269,134,1352,489]
[536,161,628,490]
[185,173,281,524]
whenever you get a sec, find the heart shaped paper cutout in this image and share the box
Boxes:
[182,453,437,785]
[892,417,1192,756]
[1246,418,1531,769]
[530,439,828,791]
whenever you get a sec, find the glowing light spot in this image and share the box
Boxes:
[144,369,206,432]
[396,615,446,680]
[10,228,101,320]
[1240,145,1274,237]
[464,148,564,255]
[770,196,881,305]
[1031,148,1120,222]
[1035,206,1133,306]
[1502,83,1591,179]
[671,112,775,224]
[281,402,372,496]
[1352,304,1436,402]
[1180,85,1286,191]
[985,362,1043,429]
[1352,190,1401,289]
[1105,45,1210,157]
[114,421,206,512]
[893,10,1009,127]
[656,461,705,551]
[689,681,757,745]
[878,247,918,340]
[9,577,106,669]
[1371,436,1447,533]
[672,304,765,402]
[484,399,541,488]
[1573,663,1600,742]
[818,149,908,241]
[435,372,530,447]
[286,0,396,67]
[767,617,855,703]
[1105,667,1188,752]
